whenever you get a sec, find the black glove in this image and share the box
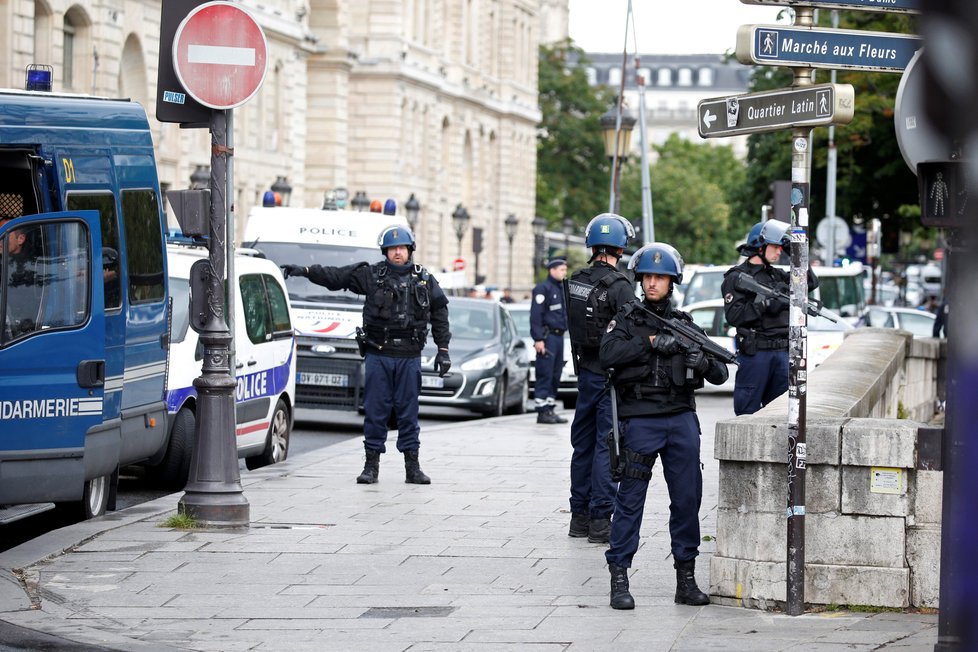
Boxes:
[434,350,451,377]
[685,349,711,375]
[763,296,789,315]
[280,264,307,279]
[651,333,680,356]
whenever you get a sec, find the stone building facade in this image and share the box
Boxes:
[0,0,565,289]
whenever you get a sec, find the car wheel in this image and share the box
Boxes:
[150,406,195,490]
[246,399,290,470]
[481,377,507,418]
[506,373,529,415]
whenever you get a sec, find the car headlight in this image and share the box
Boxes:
[460,353,499,371]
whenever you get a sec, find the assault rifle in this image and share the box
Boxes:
[634,304,738,368]
[732,272,840,323]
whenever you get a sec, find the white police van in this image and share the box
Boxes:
[158,241,296,488]
[242,205,406,412]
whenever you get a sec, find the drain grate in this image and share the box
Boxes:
[360,606,456,619]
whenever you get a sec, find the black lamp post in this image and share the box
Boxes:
[270,176,292,207]
[351,191,370,212]
[532,215,547,275]
[505,213,518,290]
[452,203,470,257]
[405,193,420,232]
[190,164,210,190]
[599,99,636,214]
[562,217,574,258]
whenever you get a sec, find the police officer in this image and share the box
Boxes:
[530,258,569,424]
[281,225,451,484]
[566,214,635,543]
[600,242,728,610]
[721,219,817,415]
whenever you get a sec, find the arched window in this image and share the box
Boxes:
[608,67,621,87]
[656,68,672,86]
[697,67,714,86]
[677,67,693,86]
[62,5,91,92]
[119,34,148,106]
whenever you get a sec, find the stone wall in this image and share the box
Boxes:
[711,328,944,609]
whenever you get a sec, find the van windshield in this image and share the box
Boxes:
[251,242,383,303]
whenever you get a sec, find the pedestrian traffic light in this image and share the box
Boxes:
[917,160,968,228]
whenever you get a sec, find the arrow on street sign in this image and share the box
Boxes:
[697,84,855,139]
[736,24,922,73]
[739,0,919,14]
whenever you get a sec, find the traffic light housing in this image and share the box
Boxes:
[917,160,968,228]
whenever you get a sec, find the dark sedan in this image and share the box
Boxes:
[419,298,530,417]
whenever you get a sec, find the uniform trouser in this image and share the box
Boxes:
[569,368,617,519]
[363,352,421,453]
[533,331,565,411]
[605,411,703,568]
[733,349,788,415]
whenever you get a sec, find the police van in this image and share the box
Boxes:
[159,241,296,489]
[242,206,406,411]
[0,72,170,522]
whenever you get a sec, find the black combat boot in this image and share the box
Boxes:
[536,407,568,424]
[356,448,380,484]
[609,564,635,610]
[568,513,589,538]
[674,559,710,606]
[403,450,431,484]
[588,518,611,544]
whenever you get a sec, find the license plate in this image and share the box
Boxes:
[298,372,349,387]
[421,375,444,388]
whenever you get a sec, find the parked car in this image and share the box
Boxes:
[859,306,938,338]
[683,298,852,372]
[504,302,578,409]
[160,242,297,489]
[419,297,530,417]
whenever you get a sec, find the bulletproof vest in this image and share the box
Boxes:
[362,261,431,340]
[567,266,628,350]
[612,302,702,394]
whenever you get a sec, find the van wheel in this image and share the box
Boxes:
[246,399,290,470]
[150,407,195,490]
[82,474,110,519]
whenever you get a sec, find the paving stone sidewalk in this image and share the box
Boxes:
[0,400,937,651]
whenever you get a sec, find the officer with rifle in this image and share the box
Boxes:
[720,219,818,415]
[600,242,731,610]
[565,213,636,544]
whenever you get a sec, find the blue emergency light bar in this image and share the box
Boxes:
[26,64,53,92]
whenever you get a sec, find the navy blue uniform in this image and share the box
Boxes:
[530,275,567,412]
[306,260,450,453]
[600,298,727,568]
[721,261,817,415]
[567,262,634,522]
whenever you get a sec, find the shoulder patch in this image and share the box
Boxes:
[606,319,616,333]
[534,293,545,304]
[724,293,734,304]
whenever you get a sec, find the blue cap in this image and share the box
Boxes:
[546,258,567,269]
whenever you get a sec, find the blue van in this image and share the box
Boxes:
[0,85,169,522]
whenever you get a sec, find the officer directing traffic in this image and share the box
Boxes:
[600,243,728,610]
[281,224,451,484]
[565,213,635,544]
[721,219,817,415]
[530,258,569,424]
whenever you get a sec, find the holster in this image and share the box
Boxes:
[736,330,757,356]
[355,326,368,358]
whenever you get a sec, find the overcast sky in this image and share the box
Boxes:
[568,0,787,54]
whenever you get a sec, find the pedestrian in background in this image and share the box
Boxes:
[933,297,948,338]
[530,258,569,424]
[565,213,635,544]
[721,220,818,415]
[281,225,451,484]
[600,242,728,610]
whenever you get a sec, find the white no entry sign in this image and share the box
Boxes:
[173,2,267,110]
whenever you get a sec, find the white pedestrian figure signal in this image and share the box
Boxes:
[930,172,948,216]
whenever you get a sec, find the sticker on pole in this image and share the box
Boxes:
[172,2,268,110]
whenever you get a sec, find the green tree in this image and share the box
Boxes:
[536,40,614,232]
[619,134,746,263]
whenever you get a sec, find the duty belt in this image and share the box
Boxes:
[756,337,788,350]
[547,327,565,336]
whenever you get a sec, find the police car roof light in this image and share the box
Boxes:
[26,64,53,92]
[383,199,397,216]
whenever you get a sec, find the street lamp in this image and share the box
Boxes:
[562,217,575,257]
[190,164,210,190]
[405,193,420,232]
[532,215,547,274]
[452,203,470,257]
[599,99,636,214]
[270,176,292,207]
[350,191,370,212]
[505,213,519,291]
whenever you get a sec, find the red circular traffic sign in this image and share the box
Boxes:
[173,2,267,110]
[453,258,465,271]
